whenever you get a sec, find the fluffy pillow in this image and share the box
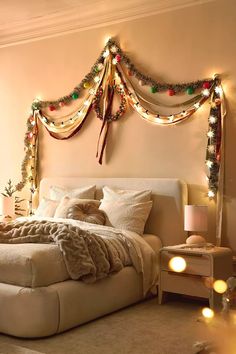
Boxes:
[54,196,104,225]
[102,186,151,203]
[49,185,96,201]
[35,197,59,217]
[99,199,153,235]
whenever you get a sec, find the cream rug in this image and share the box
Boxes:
[0,297,214,354]
[0,341,44,354]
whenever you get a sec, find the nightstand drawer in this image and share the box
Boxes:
[161,271,209,298]
[161,251,211,276]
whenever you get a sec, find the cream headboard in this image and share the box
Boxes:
[40,177,188,246]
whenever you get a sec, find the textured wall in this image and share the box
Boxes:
[0,0,235,249]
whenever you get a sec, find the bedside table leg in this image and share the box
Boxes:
[209,292,222,310]
[158,288,165,304]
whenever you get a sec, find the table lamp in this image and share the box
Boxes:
[184,205,208,245]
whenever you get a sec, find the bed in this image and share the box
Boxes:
[0,177,187,338]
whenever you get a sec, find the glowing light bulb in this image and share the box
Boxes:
[94,76,100,83]
[97,63,104,71]
[169,115,174,122]
[208,190,215,198]
[194,103,200,109]
[169,257,186,273]
[209,116,217,124]
[120,84,124,89]
[213,280,227,294]
[112,58,118,65]
[89,89,96,95]
[215,86,223,95]
[104,36,111,45]
[202,307,214,319]
[31,120,36,126]
[208,145,215,153]
[110,45,118,53]
[207,130,214,138]
[202,89,210,97]
[137,105,143,113]
[103,49,110,58]
[206,160,213,168]
[78,111,83,117]
[84,100,90,106]
[50,122,54,127]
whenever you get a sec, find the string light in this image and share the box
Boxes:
[110,45,118,53]
[209,115,217,124]
[202,89,210,97]
[103,49,110,58]
[112,58,118,65]
[94,76,100,83]
[169,115,174,122]
[194,103,200,109]
[206,160,213,168]
[215,86,223,95]
[208,190,215,198]
[207,130,214,138]
[84,100,90,106]
[208,145,215,153]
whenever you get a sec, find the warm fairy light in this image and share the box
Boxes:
[194,103,200,109]
[169,115,174,122]
[78,111,83,117]
[208,190,215,198]
[137,106,143,113]
[206,160,213,168]
[215,86,223,95]
[50,122,54,127]
[202,89,210,97]
[208,145,215,153]
[169,257,186,273]
[103,49,110,58]
[213,280,227,294]
[120,84,124,89]
[202,307,214,319]
[209,115,217,124]
[207,130,214,138]
[94,76,100,83]
[110,45,118,53]
[112,58,118,65]
[84,100,90,106]
[89,89,96,95]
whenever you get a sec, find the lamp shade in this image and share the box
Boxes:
[184,205,208,232]
[0,196,15,217]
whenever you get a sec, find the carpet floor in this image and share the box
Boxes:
[0,297,215,354]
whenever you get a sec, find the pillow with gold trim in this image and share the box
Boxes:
[54,196,105,225]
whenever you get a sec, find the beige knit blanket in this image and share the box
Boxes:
[0,219,137,283]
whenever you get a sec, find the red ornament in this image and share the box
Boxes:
[49,105,56,111]
[203,82,210,89]
[168,89,175,96]
[115,54,121,63]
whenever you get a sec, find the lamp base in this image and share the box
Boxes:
[186,234,206,245]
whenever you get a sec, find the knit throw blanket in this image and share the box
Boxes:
[0,219,139,283]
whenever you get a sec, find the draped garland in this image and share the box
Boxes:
[15,38,225,243]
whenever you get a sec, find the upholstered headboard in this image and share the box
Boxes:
[39,177,188,246]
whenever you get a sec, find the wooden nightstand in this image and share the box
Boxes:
[159,245,233,309]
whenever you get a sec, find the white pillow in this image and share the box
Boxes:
[99,199,153,235]
[49,185,96,201]
[102,186,151,203]
[54,196,100,219]
[35,197,59,217]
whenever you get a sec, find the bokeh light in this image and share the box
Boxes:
[213,280,228,294]
[169,257,186,273]
[202,307,215,319]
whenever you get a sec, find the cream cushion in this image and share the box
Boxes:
[102,186,151,202]
[54,196,100,219]
[49,185,96,201]
[34,197,59,217]
[99,200,153,235]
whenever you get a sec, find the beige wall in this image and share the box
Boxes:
[0,0,235,249]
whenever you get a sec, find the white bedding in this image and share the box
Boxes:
[2,216,159,295]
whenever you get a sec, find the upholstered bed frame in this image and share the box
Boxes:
[0,178,187,338]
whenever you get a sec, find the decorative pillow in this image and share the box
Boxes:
[54,196,103,222]
[66,203,106,225]
[34,198,59,217]
[102,186,151,203]
[49,185,96,201]
[99,199,153,235]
